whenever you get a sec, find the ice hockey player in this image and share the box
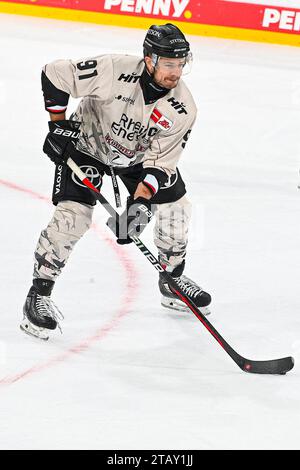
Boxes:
[21,23,212,340]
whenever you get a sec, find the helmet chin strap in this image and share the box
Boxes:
[144,56,166,91]
[144,57,155,78]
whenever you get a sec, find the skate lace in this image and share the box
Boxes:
[174,275,203,299]
[36,295,64,333]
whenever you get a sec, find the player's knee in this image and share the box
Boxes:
[48,200,93,240]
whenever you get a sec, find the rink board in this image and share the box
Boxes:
[0,0,300,46]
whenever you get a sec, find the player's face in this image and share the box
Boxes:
[146,56,186,89]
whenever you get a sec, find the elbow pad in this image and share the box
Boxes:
[41,71,69,114]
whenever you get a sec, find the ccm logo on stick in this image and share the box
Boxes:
[263,8,300,31]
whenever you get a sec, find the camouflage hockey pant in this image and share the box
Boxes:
[34,156,191,280]
[33,196,192,281]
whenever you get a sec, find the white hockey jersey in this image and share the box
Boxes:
[43,54,197,187]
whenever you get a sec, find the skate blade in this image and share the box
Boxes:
[20,319,50,341]
[161,296,211,316]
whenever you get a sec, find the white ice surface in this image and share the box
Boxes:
[0,14,300,450]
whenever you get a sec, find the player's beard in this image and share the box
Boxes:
[154,73,180,90]
[163,78,180,89]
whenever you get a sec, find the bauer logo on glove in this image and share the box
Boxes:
[43,120,81,165]
[53,128,80,139]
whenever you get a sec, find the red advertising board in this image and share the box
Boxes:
[1,1,300,43]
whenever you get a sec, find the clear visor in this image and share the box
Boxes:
[152,52,193,76]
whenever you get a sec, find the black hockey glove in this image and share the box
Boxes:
[43,120,81,165]
[107,196,154,245]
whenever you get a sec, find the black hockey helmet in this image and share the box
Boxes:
[143,23,190,59]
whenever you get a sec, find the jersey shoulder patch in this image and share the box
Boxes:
[150,108,174,131]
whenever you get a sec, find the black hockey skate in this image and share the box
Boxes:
[20,279,63,340]
[159,263,211,316]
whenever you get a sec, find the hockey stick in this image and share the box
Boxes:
[67,157,294,375]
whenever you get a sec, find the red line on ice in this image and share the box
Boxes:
[0,178,139,385]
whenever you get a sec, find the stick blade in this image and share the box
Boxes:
[241,356,294,375]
